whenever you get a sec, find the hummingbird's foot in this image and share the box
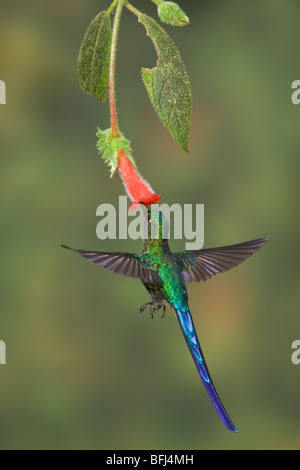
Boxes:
[140,302,155,319]
[140,302,165,319]
[152,304,166,319]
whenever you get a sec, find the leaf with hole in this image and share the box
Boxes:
[139,13,192,152]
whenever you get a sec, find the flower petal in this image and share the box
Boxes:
[118,149,161,207]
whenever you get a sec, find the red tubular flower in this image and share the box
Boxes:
[118,149,161,208]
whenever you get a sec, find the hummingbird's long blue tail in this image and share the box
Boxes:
[175,306,238,433]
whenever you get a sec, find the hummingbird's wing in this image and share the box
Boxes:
[175,236,268,282]
[174,305,237,432]
[61,245,162,284]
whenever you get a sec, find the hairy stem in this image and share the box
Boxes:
[124,0,141,18]
[106,0,119,15]
[150,0,164,6]
[109,0,124,136]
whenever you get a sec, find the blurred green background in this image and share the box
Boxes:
[0,0,299,450]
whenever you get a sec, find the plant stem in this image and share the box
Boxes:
[124,1,141,18]
[106,0,119,16]
[150,0,164,7]
[109,0,124,136]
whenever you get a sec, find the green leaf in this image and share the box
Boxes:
[96,128,134,178]
[78,11,112,102]
[157,1,189,27]
[138,13,192,152]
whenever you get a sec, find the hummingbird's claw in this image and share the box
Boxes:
[140,302,155,319]
[140,302,166,319]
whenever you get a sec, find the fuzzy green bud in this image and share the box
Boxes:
[96,128,134,178]
[157,1,189,27]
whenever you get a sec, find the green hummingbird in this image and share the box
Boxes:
[62,206,268,432]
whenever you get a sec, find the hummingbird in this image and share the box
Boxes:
[62,206,268,432]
